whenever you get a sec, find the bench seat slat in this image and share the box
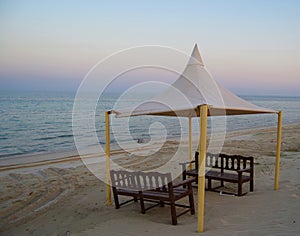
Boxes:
[142,188,191,201]
[206,171,251,182]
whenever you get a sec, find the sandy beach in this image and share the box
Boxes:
[1,124,300,235]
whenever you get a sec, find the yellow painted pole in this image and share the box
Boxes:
[105,111,112,206]
[189,117,193,170]
[274,111,282,190]
[197,105,208,233]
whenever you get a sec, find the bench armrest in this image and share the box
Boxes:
[237,167,253,173]
[179,160,195,165]
[173,177,196,188]
[179,160,195,168]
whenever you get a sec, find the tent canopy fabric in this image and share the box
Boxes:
[112,44,277,118]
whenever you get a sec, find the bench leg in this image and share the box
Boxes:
[188,191,195,215]
[207,178,212,190]
[238,183,242,196]
[250,180,254,192]
[134,196,138,202]
[112,188,120,209]
[140,197,146,214]
[170,198,177,225]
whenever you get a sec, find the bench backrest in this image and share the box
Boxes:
[195,152,253,172]
[110,170,172,191]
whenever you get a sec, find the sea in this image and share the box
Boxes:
[0,91,299,159]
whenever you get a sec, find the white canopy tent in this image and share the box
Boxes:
[105,44,282,232]
[113,44,276,118]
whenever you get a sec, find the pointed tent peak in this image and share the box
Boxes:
[187,43,204,67]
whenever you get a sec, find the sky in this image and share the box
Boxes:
[0,0,299,96]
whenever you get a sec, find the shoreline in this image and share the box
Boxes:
[1,122,299,173]
[2,119,300,161]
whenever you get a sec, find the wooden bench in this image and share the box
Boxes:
[180,152,254,196]
[110,170,195,225]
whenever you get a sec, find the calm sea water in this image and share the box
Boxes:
[0,91,299,158]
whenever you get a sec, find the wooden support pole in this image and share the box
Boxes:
[274,111,282,190]
[189,117,193,170]
[197,105,208,233]
[105,111,112,206]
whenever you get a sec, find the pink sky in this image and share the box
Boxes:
[0,0,299,95]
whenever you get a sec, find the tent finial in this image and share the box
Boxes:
[188,43,204,67]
